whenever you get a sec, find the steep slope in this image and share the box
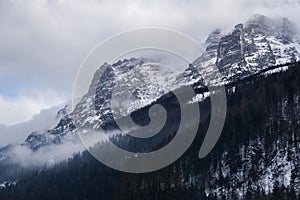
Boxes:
[73,58,178,132]
[188,14,300,85]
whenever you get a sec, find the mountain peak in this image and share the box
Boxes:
[246,14,273,24]
[205,29,223,45]
[191,15,300,85]
[245,14,297,42]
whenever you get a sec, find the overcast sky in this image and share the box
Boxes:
[0,0,300,128]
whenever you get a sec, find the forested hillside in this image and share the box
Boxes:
[1,63,300,200]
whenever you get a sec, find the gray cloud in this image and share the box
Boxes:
[0,0,300,132]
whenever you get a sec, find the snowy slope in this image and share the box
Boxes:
[187,14,300,86]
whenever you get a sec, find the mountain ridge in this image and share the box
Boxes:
[1,14,300,167]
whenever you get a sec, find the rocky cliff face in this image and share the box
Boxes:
[191,14,300,85]
[73,57,179,133]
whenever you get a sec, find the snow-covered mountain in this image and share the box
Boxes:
[73,58,179,132]
[188,14,300,85]
[1,14,300,167]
